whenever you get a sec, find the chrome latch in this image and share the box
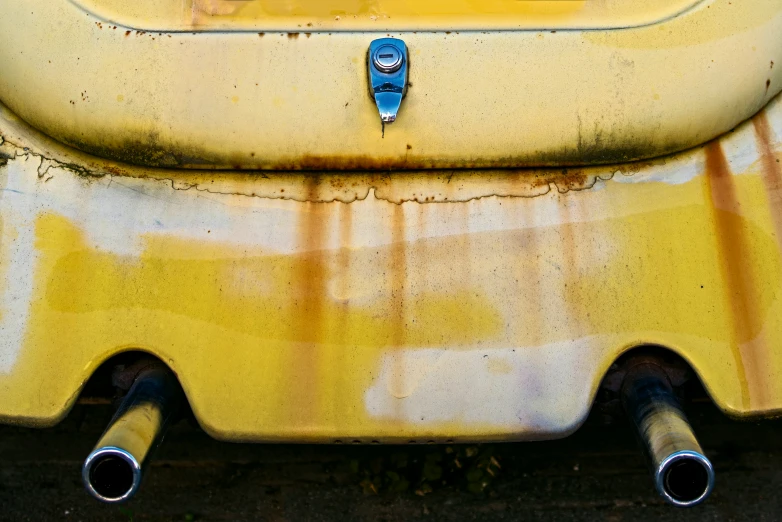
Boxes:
[368,38,408,124]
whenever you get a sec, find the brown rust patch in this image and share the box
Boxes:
[102,165,130,177]
[704,142,768,408]
[552,169,588,193]
[288,32,300,39]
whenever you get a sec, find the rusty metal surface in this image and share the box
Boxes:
[2,92,782,441]
[0,0,780,169]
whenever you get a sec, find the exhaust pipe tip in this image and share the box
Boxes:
[618,354,716,507]
[656,450,715,507]
[83,446,142,503]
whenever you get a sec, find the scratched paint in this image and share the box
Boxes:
[1,97,782,440]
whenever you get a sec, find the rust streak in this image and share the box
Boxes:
[752,112,782,252]
[337,203,353,300]
[454,203,471,329]
[559,195,580,340]
[289,174,328,426]
[514,199,542,348]
[332,202,353,416]
[390,204,406,413]
[704,142,766,408]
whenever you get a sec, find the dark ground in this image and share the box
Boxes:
[0,400,780,522]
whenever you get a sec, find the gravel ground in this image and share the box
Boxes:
[0,401,780,521]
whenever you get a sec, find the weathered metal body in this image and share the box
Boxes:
[0,0,780,169]
[2,1,782,446]
[2,94,782,441]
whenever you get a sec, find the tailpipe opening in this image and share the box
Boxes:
[657,451,714,506]
[83,447,141,503]
[82,359,184,503]
[620,353,715,507]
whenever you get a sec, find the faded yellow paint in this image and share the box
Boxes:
[2,93,782,441]
[0,0,780,170]
[19,212,502,433]
[7,170,782,437]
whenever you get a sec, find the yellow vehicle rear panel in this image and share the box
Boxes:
[2,0,782,441]
[0,0,780,169]
[1,94,782,440]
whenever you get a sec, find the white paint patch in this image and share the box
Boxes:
[0,156,40,373]
[614,154,704,186]
[615,108,775,187]
[364,338,602,432]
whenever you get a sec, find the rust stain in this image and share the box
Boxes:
[704,141,768,408]
[553,169,588,193]
[390,204,406,329]
[558,195,580,341]
[514,202,543,347]
[103,165,130,177]
[753,111,782,252]
[390,204,406,413]
[331,201,353,411]
[288,32,300,39]
[289,174,328,425]
[337,202,353,297]
[454,202,471,292]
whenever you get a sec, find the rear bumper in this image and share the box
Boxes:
[2,97,782,442]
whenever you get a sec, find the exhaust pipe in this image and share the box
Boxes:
[621,358,715,507]
[83,362,184,503]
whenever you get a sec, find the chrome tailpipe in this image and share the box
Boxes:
[83,363,184,503]
[621,359,715,507]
